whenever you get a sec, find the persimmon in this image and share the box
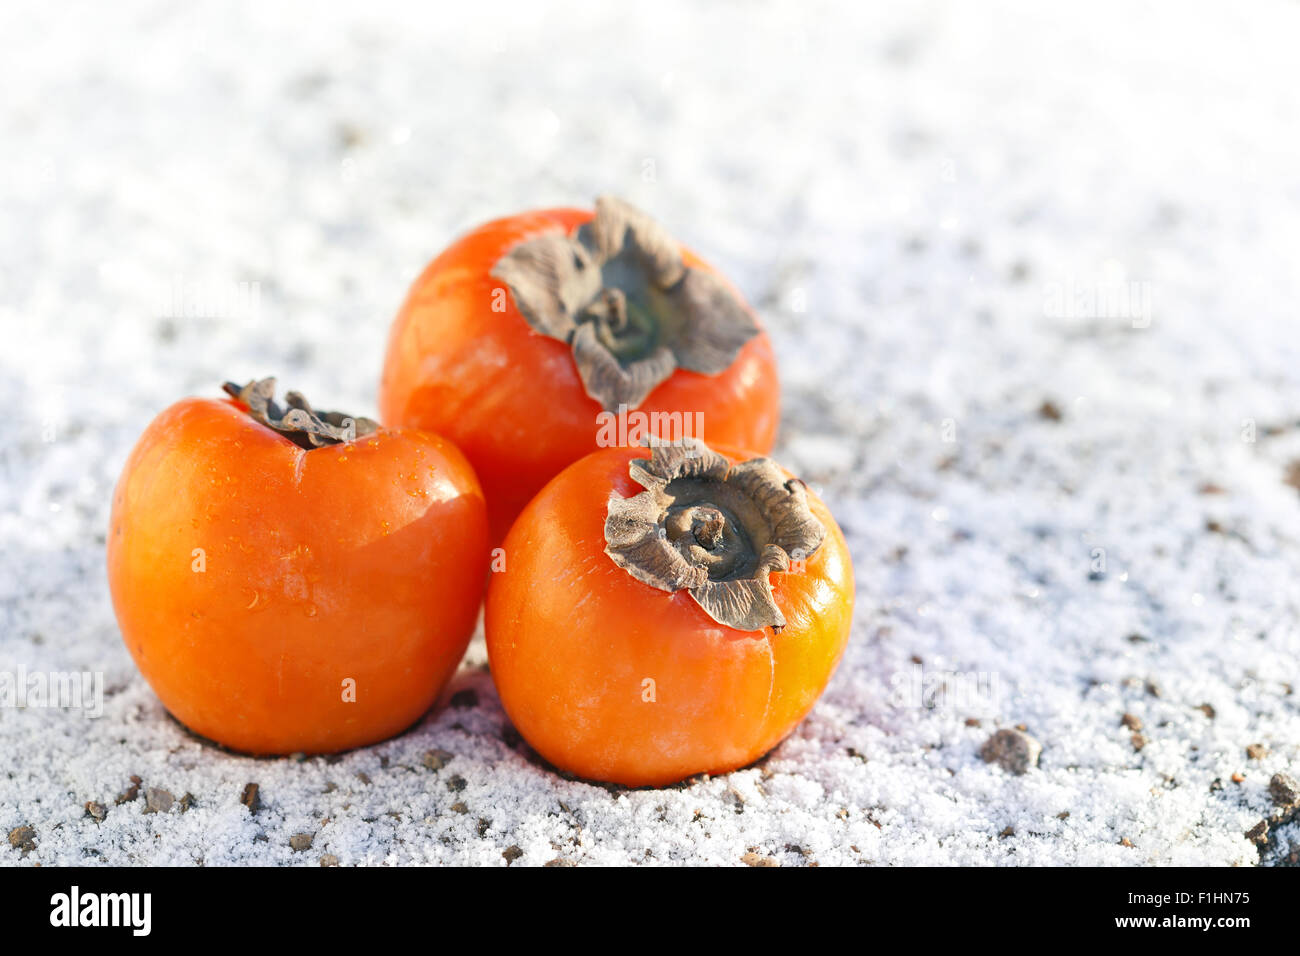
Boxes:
[379,196,781,543]
[107,378,489,754]
[485,438,854,787]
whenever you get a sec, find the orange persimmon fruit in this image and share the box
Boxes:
[485,438,854,787]
[379,196,781,543]
[107,378,489,754]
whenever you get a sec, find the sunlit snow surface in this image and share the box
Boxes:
[2,0,1298,865]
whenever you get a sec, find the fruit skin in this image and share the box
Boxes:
[484,445,854,787]
[379,207,781,543]
[107,396,489,755]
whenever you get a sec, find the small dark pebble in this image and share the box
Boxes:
[477,818,490,837]
[289,833,314,852]
[1285,461,1300,492]
[446,775,467,793]
[1246,743,1268,760]
[241,783,261,814]
[8,825,36,854]
[450,802,468,814]
[1131,733,1147,752]
[1120,713,1143,731]
[144,788,174,814]
[450,689,479,709]
[1269,772,1300,809]
[544,858,576,867]
[84,801,107,824]
[1038,400,1062,421]
[502,845,523,864]
[1245,821,1269,846]
[1198,703,1216,719]
[179,793,195,812]
[422,749,453,772]
[116,775,142,805]
[1057,811,1070,820]
[320,854,339,867]
[979,728,1042,775]
[355,772,371,785]
[998,826,1015,838]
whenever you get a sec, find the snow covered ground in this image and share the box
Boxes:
[2,0,1299,866]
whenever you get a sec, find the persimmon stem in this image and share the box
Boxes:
[692,509,726,550]
[491,196,759,412]
[604,438,826,632]
[222,378,378,451]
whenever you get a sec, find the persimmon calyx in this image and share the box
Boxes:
[604,438,825,632]
[223,378,378,451]
[491,196,759,412]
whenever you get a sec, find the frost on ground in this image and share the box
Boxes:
[2,1,1299,866]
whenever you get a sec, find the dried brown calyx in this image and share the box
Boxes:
[223,378,378,451]
[604,438,826,632]
[491,196,759,412]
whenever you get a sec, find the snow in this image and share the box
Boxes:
[2,0,1299,866]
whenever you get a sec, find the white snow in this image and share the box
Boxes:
[1,0,1298,865]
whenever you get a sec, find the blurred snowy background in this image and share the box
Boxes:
[2,0,1299,865]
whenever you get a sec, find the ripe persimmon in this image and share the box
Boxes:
[379,196,781,543]
[107,378,489,755]
[485,438,854,787]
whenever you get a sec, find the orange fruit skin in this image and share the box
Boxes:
[378,207,781,544]
[485,445,854,788]
[107,396,489,755]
